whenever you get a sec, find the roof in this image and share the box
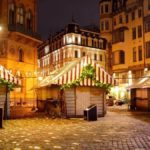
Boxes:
[128,71,150,89]
[37,56,115,88]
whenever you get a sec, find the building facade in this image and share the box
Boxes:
[0,0,41,106]
[100,0,150,99]
[38,22,107,78]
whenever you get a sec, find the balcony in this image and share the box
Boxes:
[8,24,41,40]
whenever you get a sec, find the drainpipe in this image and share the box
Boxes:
[142,1,146,69]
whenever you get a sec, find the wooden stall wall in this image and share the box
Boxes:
[64,87,106,117]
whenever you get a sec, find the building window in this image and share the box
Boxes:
[17,6,24,24]
[138,25,142,38]
[126,15,128,23]
[105,21,109,30]
[146,41,150,58]
[148,0,150,10]
[94,54,97,60]
[99,54,103,61]
[101,22,104,31]
[113,18,116,26]
[112,30,124,43]
[113,50,125,65]
[132,11,135,20]
[138,46,142,61]
[19,48,24,62]
[132,27,136,40]
[26,10,32,31]
[9,3,15,25]
[75,50,78,58]
[101,5,104,14]
[81,38,86,46]
[133,47,136,62]
[105,4,109,13]
[138,9,142,18]
[119,15,123,24]
[145,21,150,32]
[75,37,78,44]
[120,51,125,64]
[82,52,86,57]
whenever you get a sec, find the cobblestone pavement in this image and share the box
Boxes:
[0,111,150,150]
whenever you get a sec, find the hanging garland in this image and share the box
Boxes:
[0,78,16,91]
[61,64,112,93]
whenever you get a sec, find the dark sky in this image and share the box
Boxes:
[37,0,100,40]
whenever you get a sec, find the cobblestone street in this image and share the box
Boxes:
[0,110,150,150]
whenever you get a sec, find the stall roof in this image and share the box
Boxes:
[0,65,21,85]
[128,71,150,89]
[38,56,115,88]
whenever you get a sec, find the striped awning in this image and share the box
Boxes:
[38,56,115,87]
[0,65,21,85]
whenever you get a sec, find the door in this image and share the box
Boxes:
[76,87,90,116]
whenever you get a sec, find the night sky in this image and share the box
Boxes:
[37,0,100,39]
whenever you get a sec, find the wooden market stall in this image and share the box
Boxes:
[129,71,150,111]
[37,56,115,117]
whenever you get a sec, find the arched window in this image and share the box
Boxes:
[26,10,32,31]
[9,3,15,25]
[17,5,24,24]
[19,48,24,62]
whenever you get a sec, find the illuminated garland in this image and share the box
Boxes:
[61,64,112,93]
[0,78,16,91]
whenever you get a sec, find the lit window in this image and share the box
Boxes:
[17,6,24,24]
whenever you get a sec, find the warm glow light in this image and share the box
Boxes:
[0,26,2,31]
[38,76,43,81]
[144,67,148,72]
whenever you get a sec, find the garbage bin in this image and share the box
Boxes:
[84,104,97,121]
[0,108,3,128]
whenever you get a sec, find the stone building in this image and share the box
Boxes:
[0,0,41,106]
[99,0,150,100]
[38,22,107,77]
